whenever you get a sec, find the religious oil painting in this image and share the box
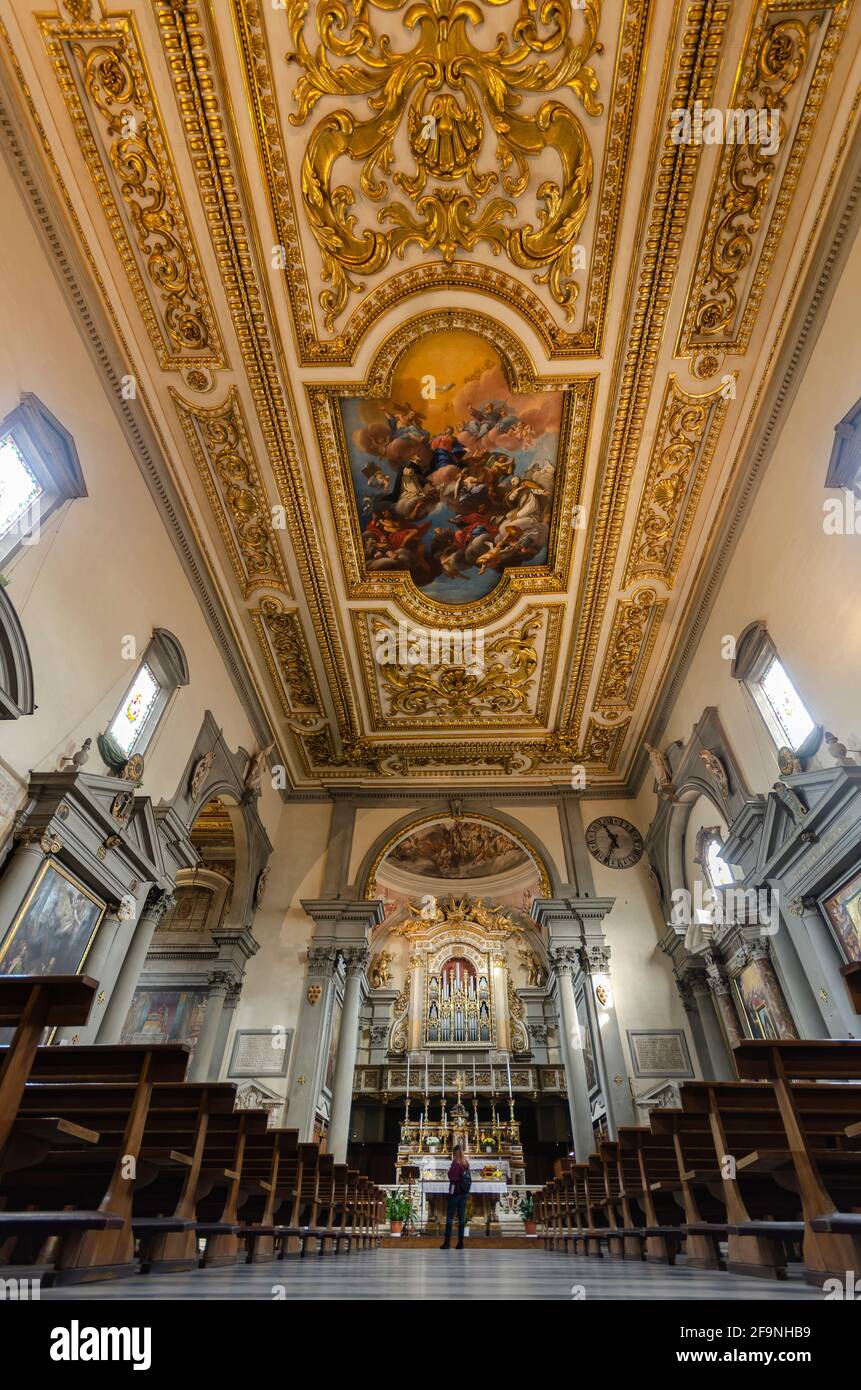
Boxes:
[340,330,563,604]
[821,867,861,964]
[732,960,797,1041]
[0,858,105,975]
[122,987,208,1057]
[387,818,531,880]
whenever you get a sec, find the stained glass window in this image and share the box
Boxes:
[0,435,42,540]
[757,656,815,750]
[107,663,161,755]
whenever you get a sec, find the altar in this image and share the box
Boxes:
[395,1091,525,1233]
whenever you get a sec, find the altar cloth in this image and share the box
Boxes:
[421,1181,507,1194]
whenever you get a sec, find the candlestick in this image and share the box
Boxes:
[406,1055,410,1095]
[472,1058,477,1095]
[506,1056,512,1099]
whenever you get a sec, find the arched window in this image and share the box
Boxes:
[696,827,734,890]
[731,622,816,754]
[100,628,189,766]
[0,394,86,569]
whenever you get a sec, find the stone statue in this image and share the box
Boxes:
[644,742,673,796]
[244,741,275,796]
[189,748,215,803]
[254,865,270,909]
[518,946,545,987]
[59,737,91,771]
[369,950,393,989]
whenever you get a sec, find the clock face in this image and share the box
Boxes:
[585,816,644,869]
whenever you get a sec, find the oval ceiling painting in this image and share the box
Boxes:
[341,330,563,604]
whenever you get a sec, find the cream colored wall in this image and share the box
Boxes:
[348,805,421,887]
[0,151,275,828]
[223,800,332,1097]
[579,798,698,1080]
[655,225,861,797]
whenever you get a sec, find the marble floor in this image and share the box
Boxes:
[40,1250,825,1301]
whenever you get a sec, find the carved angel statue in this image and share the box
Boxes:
[244,741,275,796]
[369,950,394,990]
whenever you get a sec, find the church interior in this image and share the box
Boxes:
[0,0,860,1319]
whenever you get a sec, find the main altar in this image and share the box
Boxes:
[395,1083,525,1233]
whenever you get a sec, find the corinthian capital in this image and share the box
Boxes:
[341,945,371,979]
[548,945,579,977]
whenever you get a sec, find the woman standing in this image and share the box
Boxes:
[440,1144,471,1250]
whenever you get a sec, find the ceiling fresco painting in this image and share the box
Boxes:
[342,329,563,604]
[9,0,858,790]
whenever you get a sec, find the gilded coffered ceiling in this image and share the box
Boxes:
[2,0,859,789]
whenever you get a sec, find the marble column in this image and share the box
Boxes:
[579,943,635,1136]
[284,947,340,1137]
[328,945,370,1163]
[189,971,233,1081]
[0,837,48,940]
[211,980,242,1079]
[548,946,594,1159]
[703,950,743,1063]
[288,898,384,1141]
[690,972,734,1080]
[786,897,857,1036]
[97,887,174,1042]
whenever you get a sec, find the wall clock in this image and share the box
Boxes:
[585,816,644,869]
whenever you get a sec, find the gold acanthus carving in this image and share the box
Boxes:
[39,13,223,372]
[594,588,665,715]
[286,0,602,329]
[373,615,541,721]
[623,376,731,587]
[678,1,847,359]
[172,389,289,597]
[252,597,322,714]
[693,17,814,342]
[233,0,648,362]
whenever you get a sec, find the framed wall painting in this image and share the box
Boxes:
[627,1029,693,1079]
[121,987,208,1057]
[228,1028,292,1078]
[0,857,105,975]
[819,866,861,964]
[730,957,797,1041]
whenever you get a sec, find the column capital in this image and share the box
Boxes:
[207,970,233,998]
[703,951,730,997]
[548,944,580,977]
[307,945,341,977]
[579,942,611,975]
[140,886,174,925]
[341,945,370,980]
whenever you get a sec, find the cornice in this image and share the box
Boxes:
[0,60,289,793]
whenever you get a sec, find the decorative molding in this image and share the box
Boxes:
[171,388,290,597]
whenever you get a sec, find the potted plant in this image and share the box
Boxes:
[519,1192,537,1235]
[386,1188,413,1236]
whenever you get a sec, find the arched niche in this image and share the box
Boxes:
[162,711,273,929]
[356,806,558,908]
[0,586,34,719]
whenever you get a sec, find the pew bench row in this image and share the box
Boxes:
[534,1039,861,1286]
[0,977,383,1284]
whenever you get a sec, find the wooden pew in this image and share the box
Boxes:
[0,976,97,1163]
[0,1041,190,1282]
[733,1039,861,1284]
